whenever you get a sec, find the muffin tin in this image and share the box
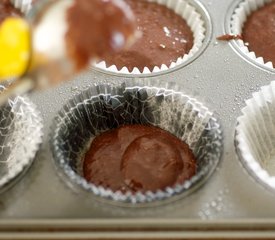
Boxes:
[1,0,275,237]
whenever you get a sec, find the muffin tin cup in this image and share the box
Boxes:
[230,0,274,69]
[0,87,43,194]
[235,81,275,193]
[95,0,207,75]
[50,80,222,205]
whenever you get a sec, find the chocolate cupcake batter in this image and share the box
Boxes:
[83,125,197,193]
[0,0,22,24]
[243,1,275,64]
[65,0,136,70]
[101,0,194,72]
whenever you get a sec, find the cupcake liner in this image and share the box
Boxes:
[0,86,43,193]
[235,81,275,192]
[230,0,274,69]
[10,0,34,15]
[50,81,222,204]
[95,0,206,75]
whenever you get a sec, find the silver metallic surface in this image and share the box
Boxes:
[1,0,275,222]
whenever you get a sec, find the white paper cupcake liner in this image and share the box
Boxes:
[50,80,222,205]
[0,86,43,193]
[235,81,275,192]
[230,0,274,69]
[95,0,206,75]
[10,0,35,15]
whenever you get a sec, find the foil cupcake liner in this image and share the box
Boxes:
[50,81,222,204]
[95,0,206,75]
[0,86,43,193]
[235,81,275,193]
[230,0,274,69]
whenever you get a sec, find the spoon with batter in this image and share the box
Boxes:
[0,0,136,105]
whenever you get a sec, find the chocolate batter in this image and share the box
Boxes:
[101,0,194,72]
[65,0,136,70]
[83,125,197,193]
[243,1,275,64]
[0,0,22,24]
[216,34,243,41]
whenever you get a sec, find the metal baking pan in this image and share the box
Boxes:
[1,0,275,238]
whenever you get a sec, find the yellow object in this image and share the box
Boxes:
[0,17,30,80]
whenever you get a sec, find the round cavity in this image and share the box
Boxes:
[93,0,212,77]
[235,81,275,193]
[226,0,275,72]
[50,81,222,205]
[0,90,43,194]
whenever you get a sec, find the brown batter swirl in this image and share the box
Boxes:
[65,0,136,70]
[0,0,22,24]
[83,125,197,193]
[101,0,194,72]
[243,1,275,64]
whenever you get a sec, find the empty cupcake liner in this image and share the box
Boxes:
[230,0,274,69]
[0,86,43,193]
[235,81,275,192]
[95,0,206,75]
[50,81,222,204]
